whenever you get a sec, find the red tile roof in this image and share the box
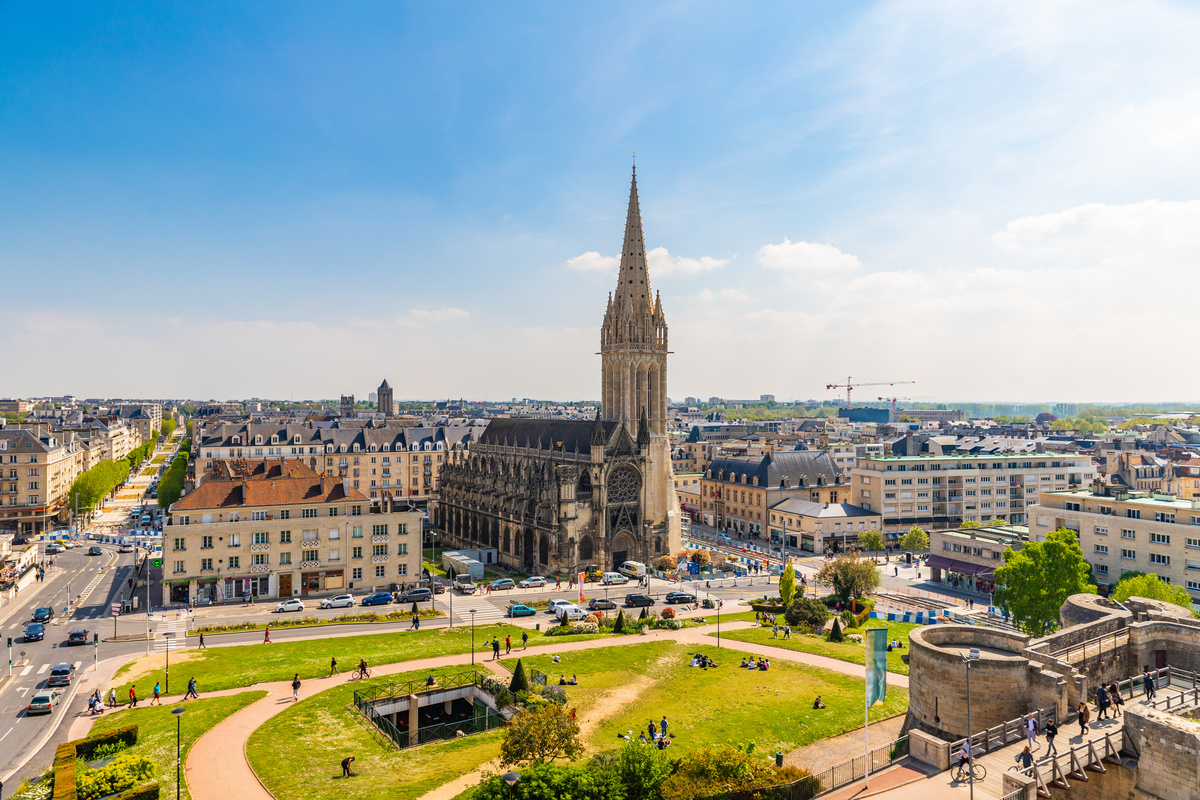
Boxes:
[172,475,369,511]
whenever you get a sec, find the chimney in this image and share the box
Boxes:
[342,475,350,496]
[905,431,914,456]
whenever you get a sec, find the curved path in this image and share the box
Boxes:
[171,621,907,800]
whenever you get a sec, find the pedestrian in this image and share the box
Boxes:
[1096,684,1110,720]
[521,631,529,650]
[1026,713,1038,749]
[410,615,419,630]
[784,624,791,640]
[660,716,668,737]
[152,682,161,705]
[492,638,501,661]
[1077,701,1090,735]
[292,674,301,702]
[1016,745,1034,770]
[198,632,206,649]
[1142,669,1157,701]
[1109,682,1124,716]
[108,688,117,708]
[772,622,778,638]
[264,628,271,644]
[341,756,356,778]
[129,686,137,707]
[505,635,511,654]
[186,677,198,700]
[648,720,657,740]
[330,657,340,677]
[1044,719,1058,757]
[894,566,898,577]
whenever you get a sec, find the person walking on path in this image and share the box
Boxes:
[330,657,339,677]
[152,682,162,706]
[1109,682,1125,716]
[1096,684,1110,720]
[521,631,529,650]
[1077,701,1090,735]
[505,635,511,655]
[198,632,206,649]
[185,678,199,700]
[1142,669,1157,701]
[264,628,271,644]
[292,674,301,702]
[1044,719,1058,757]
[783,624,791,640]
[129,686,138,707]
[771,622,778,638]
[556,575,561,591]
[492,638,501,661]
[1026,713,1038,749]
[108,688,117,709]
[410,614,419,631]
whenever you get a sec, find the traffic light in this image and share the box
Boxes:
[6,637,11,648]
[93,633,99,645]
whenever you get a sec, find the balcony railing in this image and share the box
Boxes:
[250,565,270,574]
[372,555,389,564]
[372,534,389,543]
[250,543,270,553]
[300,561,321,570]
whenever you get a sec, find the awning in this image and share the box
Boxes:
[925,555,991,577]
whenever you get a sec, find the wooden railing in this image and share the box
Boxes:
[950,705,1057,764]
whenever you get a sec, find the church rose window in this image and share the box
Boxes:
[608,467,640,503]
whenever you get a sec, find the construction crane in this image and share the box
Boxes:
[825,377,915,409]
[878,395,934,423]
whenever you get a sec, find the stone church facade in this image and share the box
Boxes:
[435,168,682,574]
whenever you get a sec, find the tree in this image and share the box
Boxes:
[613,739,673,800]
[815,555,879,602]
[509,659,529,692]
[993,528,1097,637]
[1036,412,1057,424]
[688,549,711,569]
[613,609,627,633]
[656,555,675,571]
[828,617,844,642]
[959,520,983,529]
[858,529,884,559]
[785,597,829,630]
[1111,573,1196,613]
[499,705,583,766]
[899,526,929,553]
[778,562,797,608]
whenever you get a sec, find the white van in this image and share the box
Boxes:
[618,560,646,579]
[554,603,588,621]
[602,572,628,585]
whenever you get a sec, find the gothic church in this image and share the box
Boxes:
[435,168,682,573]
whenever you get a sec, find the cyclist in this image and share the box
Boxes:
[357,659,369,679]
[959,740,971,774]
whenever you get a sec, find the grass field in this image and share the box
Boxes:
[713,620,921,675]
[503,640,909,758]
[109,623,605,697]
[247,666,501,800]
[87,691,267,800]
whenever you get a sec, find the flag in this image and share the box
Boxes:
[578,573,585,604]
[865,628,888,706]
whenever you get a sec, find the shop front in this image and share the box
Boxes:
[300,569,345,594]
[925,555,995,596]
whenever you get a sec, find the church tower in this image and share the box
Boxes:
[377,378,393,417]
[600,166,681,553]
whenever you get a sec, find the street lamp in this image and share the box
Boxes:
[502,771,521,797]
[163,632,174,694]
[172,707,186,800]
[469,609,477,667]
[961,647,980,800]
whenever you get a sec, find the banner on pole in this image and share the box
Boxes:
[865,628,888,706]
[578,573,585,604]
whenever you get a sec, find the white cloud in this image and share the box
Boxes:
[407,307,471,322]
[646,247,729,277]
[756,238,863,274]
[563,251,619,273]
[696,288,750,302]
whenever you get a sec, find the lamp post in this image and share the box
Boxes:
[163,632,175,694]
[502,771,521,797]
[172,707,186,800]
[961,647,980,800]
[469,609,477,667]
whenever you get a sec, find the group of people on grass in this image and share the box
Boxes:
[740,656,770,671]
[689,652,719,669]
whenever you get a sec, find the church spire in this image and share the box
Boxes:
[613,165,651,315]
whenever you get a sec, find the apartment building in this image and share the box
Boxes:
[1029,483,1200,602]
[827,441,885,475]
[116,403,163,442]
[0,428,85,535]
[165,471,422,604]
[926,524,1029,597]
[699,451,846,540]
[767,499,882,554]
[851,452,1097,532]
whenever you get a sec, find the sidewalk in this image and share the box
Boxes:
[183,618,910,800]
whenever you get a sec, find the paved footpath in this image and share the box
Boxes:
[69,618,908,800]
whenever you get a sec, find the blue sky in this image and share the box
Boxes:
[4,1,1200,403]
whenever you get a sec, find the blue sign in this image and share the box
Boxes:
[688,560,699,575]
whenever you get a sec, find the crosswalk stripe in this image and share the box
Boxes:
[36,664,49,674]
[73,661,81,669]
[20,664,32,676]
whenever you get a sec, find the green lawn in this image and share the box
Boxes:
[247,666,501,800]
[503,640,908,758]
[713,620,921,675]
[88,691,267,800]
[110,623,605,697]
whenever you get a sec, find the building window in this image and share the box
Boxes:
[372,524,388,536]
[1121,549,1136,560]
[254,532,269,545]
[328,549,340,561]
[375,565,386,578]
[397,543,407,555]
[397,563,407,576]
[173,561,185,574]
[302,508,317,518]
[1155,512,1175,524]
[1150,532,1170,545]
[253,554,268,566]
[1094,545,1108,555]
[1094,563,1108,575]
[228,556,240,569]
[201,558,213,571]
[279,552,292,565]
[1188,538,1200,549]
[1094,527,1107,536]
[229,534,241,547]
[173,538,186,551]
[1150,553,1170,566]
[351,505,362,516]
[373,544,388,556]
[1065,502,1081,511]
[1188,580,1200,593]
[352,526,363,538]
[279,510,290,520]
[251,511,267,521]
[329,506,339,517]
[1121,530,1135,540]
[201,536,213,549]
[302,529,318,542]
[1126,509,1141,519]
[352,546,362,559]
[279,530,292,544]
[352,568,362,580]
[302,549,319,562]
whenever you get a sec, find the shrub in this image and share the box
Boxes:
[638,607,649,622]
[76,753,155,800]
[583,613,600,625]
[659,746,813,800]
[829,617,845,643]
[785,597,829,630]
[660,606,675,619]
[470,762,624,799]
[840,610,856,629]
[570,621,599,634]
[613,610,627,634]
[510,659,529,692]
[109,784,159,800]
[656,555,676,571]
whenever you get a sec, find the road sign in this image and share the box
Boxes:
[151,559,162,568]
[111,602,121,616]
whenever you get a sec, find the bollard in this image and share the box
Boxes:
[776,752,783,767]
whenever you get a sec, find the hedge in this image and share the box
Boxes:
[77,725,139,761]
[52,725,142,800]
[109,784,159,800]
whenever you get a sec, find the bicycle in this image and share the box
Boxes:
[953,759,986,783]
[354,666,372,680]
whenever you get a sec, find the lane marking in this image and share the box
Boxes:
[36,664,49,674]
[19,665,32,676]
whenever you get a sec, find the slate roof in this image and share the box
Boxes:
[769,499,878,518]
[206,459,320,482]
[707,451,840,488]
[480,418,620,454]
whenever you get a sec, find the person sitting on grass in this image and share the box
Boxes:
[741,657,749,668]
[559,674,568,685]
[568,674,578,685]
[813,695,826,709]
[552,654,561,664]
[426,674,438,687]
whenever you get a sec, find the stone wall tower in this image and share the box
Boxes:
[377,379,393,417]
[600,166,681,554]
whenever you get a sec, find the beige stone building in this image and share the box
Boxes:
[852,452,1096,531]
[0,428,85,535]
[166,468,422,604]
[926,523,1029,596]
[1029,482,1200,602]
[767,498,882,554]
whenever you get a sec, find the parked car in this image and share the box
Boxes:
[547,598,574,614]
[67,629,89,646]
[665,592,696,604]
[319,594,355,609]
[47,664,75,687]
[24,623,45,642]
[624,594,655,608]
[601,572,629,585]
[554,604,588,621]
[488,578,516,591]
[518,576,547,589]
[360,592,393,607]
[453,576,477,594]
[274,599,305,613]
[88,546,102,556]
[507,603,537,618]
[32,607,53,623]
[587,598,617,611]
[12,535,30,546]
[27,690,61,716]
[396,589,432,604]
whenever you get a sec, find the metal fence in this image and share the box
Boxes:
[702,736,909,800]
[358,695,507,750]
[351,669,483,706]
[1045,628,1129,664]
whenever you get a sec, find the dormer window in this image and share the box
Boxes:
[271,435,279,444]
[382,444,389,452]
[339,444,348,453]
[369,444,377,452]
[294,435,301,444]
[255,436,263,445]
[353,444,360,452]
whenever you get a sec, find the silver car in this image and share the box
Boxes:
[274,599,305,613]
[319,594,354,609]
